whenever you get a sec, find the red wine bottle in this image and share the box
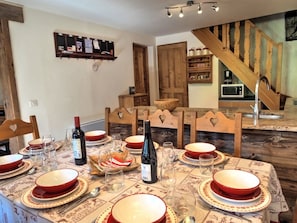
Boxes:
[141,120,158,183]
[72,116,86,165]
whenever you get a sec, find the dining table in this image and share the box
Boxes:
[0,138,289,223]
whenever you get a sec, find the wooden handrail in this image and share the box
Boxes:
[210,19,282,94]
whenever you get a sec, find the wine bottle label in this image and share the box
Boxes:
[141,163,152,181]
[72,138,82,159]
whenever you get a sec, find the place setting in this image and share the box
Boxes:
[122,135,159,155]
[94,193,177,223]
[21,168,88,209]
[178,142,226,166]
[198,169,272,213]
[19,138,63,157]
[85,130,112,146]
[0,154,34,180]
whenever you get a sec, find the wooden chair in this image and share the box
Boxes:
[145,109,184,149]
[0,115,40,155]
[190,111,242,157]
[105,107,138,138]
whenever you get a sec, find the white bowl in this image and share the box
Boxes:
[35,169,79,193]
[184,142,216,158]
[85,130,106,141]
[125,135,144,149]
[0,154,23,172]
[213,169,260,195]
[111,194,167,223]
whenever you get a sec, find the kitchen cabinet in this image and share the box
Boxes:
[187,55,212,83]
[118,93,149,108]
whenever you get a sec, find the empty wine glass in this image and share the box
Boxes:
[160,162,176,188]
[42,135,57,172]
[162,141,175,164]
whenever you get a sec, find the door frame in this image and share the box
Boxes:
[0,3,24,150]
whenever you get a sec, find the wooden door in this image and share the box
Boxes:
[133,43,150,104]
[157,42,188,107]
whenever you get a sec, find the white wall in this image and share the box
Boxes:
[253,14,297,98]
[8,7,156,142]
[156,32,219,108]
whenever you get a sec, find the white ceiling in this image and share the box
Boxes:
[4,0,297,36]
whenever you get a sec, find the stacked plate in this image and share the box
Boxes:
[198,170,272,213]
[95,194,177,223]
[21,168,88,209]
[0,154,34,180]
[178,142,225,166]
[123,135,159,154]
[18,138,63,156]
[85,130,112,146]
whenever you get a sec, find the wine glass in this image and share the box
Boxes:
[162,141,175,164]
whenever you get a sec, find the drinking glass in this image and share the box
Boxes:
[171,184,196,222]
[160,162,176,188]
[111,133,122,151]
[64,128,73,149]
[162,141,175,164]
[105,168,124,193]
[42,135,57,172]
[199,153,214,176]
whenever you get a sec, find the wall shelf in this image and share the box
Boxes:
[53,32,117,60]
[187,55,212,83]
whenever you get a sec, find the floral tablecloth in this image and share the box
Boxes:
[0,141,288,223]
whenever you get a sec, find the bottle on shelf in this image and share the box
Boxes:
[141,120,158,184]
[72,116,87,165]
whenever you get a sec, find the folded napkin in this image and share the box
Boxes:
[99,157,132,168]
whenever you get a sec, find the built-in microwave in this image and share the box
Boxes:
[221,84,244,98]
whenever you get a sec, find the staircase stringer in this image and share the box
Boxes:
[192,27,280,110]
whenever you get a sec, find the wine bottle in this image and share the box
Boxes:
[72,116,87,165]
[141,120,158,183]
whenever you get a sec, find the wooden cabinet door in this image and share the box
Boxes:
[157,42,188,107]
[133,43,150,104]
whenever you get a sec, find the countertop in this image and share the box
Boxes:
[135,98,297,132]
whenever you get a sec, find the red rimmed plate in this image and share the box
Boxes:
[31,180,79,201]
[210,180,262,203]
[184,151,218,161]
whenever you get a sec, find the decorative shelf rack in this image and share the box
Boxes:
[53,32,117,60]
[187,55,212,83]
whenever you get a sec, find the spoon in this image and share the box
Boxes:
[58,187,101,214]
[179,216,196,223]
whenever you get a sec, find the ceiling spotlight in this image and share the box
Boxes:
[212,4,219,12]
[167,9,172,18]
[197,4,202,14]
[179,8,184,18]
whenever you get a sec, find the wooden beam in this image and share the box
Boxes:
[0,2,23,22]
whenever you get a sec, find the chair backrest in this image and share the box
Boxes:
[105,107,138,137]
[146,109,184,149]
[190,111,242,157]
[0,115,40,141]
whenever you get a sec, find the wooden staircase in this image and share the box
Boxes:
[192,20,282,110]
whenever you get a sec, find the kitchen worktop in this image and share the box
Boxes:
[135,97,297,132]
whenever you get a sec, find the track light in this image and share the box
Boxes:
[197,3,202,14]
[212,4,219,12]
[167,9,172,18]
[165,1,219,18]
[179,8,184,18]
